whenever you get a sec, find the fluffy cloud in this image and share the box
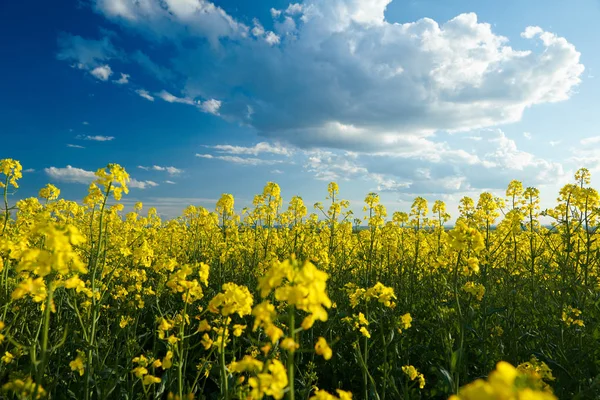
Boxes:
[205,142,292,156]
[113,72,129,84]
[136,89,154,101]
[198,99,221,115]
[157,90,195,105]
[196,153,283,166]
[138,165,183,175]
[90,65,113,81]
[85,0,583,152]
[130,179,159,189]
[299,129,564,195]
[45,166,96,184]
[94,0,248,46]
[156,91,221,114]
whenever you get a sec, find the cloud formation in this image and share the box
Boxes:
[196,154,283,166]
[136,89,154,101]
[298,129,564,195]
[45,166,159,189]
[204,142,292,156]
[130,179,159,189]
[76,135,115,141]
[138,165,183,175]
[45,166,96,184]
[57,0,583,153]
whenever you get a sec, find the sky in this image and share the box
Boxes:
[1,0,599,219]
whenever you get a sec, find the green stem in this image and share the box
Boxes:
[85,184,111,400]
[288,307,295,400]
[33,282,55,398]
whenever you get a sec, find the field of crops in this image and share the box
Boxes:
[0,158,598,399]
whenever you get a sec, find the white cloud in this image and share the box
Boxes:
[130,179,159,189]
[271,169,284,174]
[76,135,115,141]
[251,19,265,37]
[67,144,85,148]
[305,150,368,180]
[24,168,35,173]
[271,8,282,18]
[136,89,155,101]
[550,140,562,147]
[152,90,221,114]
[264,31,281,45]
[199,99,221,114]
[138,165,183,175]
[165,180,176,184]
[114,72,129,84]
[90,65,113,81]
[523,132,532,140]
[82,121,89,125]
[298,128,565,195]
[206,142,291,156]
[157,90,195,105]
[45,166,96,184]
[195,153,283,165]
[580,136,600,145]
[94,0,249,47]
[285,3,303,15]
[89,1,583,152]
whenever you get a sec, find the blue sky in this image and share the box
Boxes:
[1,0,599,218]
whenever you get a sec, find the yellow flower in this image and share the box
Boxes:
[197,319,211,332]
[336,390,353,400]
[232,324,246,337]
[132,366,148,379]
[208,283,254,317]
[162,351,174,369]
[39,184,60,200]
[357,312,369,326]
[2,351,15,364]
[0,159,23,188]
[69,351,85,376]
[142,375,161,385]
[2,376,46,399]
[315,337,332,360]
[451,361,559,400]
[248,359,288,400]
[400,313,412,330]
[201,333,213,350]
[281,337,300,352]
[119,316,132,328]
[309,389,353,400]
[402,365,425,389]
[359,327,371,338]
[229,355,264,373]
[167,335,180,345]
[12,277,47,303]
